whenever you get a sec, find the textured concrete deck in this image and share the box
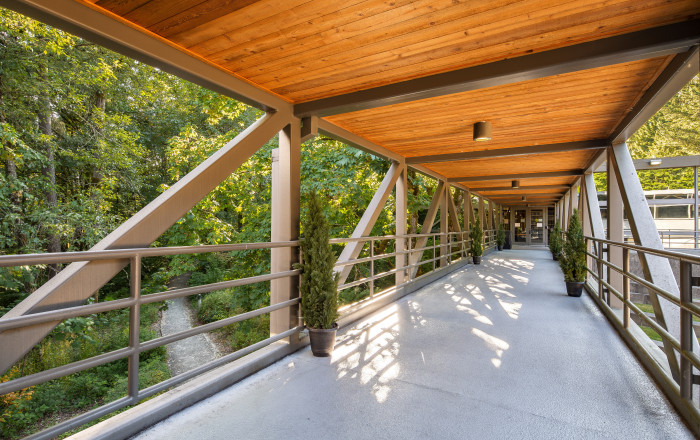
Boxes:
[132,250,692,439]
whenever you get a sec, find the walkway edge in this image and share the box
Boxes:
[69,340,305,440]
[584,283,700,435]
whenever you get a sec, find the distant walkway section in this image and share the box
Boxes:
[133,250,691,439]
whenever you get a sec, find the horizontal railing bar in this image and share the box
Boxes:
[0,241,299,267]
[585,250,686,311]
[0,347,133,395]
[0,298,136,331]
[25,326,304,440]
[586,236,700,265]
[141,270,300,304]
[139,298,299,352]
[138,326,303,400]
[588,268,688,363]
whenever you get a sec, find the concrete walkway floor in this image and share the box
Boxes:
[131,250,692,439]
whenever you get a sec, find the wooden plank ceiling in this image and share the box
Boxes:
[79,0,700,206]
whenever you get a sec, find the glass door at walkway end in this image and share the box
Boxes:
[530,209,544,244]
[514,209,527,243]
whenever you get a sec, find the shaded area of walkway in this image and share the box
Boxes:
[133,250,691,439]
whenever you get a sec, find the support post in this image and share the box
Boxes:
[396,162,407,286]
[0,111,289,374]
[607,151,624,308]
[440,183,449,267]
[270,120,301,337]
[609,142,699,382]
[336,162,404,285]
[410,181,444,278]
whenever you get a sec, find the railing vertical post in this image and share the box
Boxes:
[598,241,604,302]
[128,255,141,403]
[432,234,436,271]
[623,247,630,329]
[680,260,693,400]
[370,239,375,297]
[407,236,412,281]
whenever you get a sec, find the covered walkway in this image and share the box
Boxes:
[83,250,690,439]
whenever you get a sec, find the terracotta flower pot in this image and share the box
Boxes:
[308,323,338,357]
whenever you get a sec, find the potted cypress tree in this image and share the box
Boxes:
[549,221,563,260]
[469,218,484,264]
[559,210,587,297]
[297,191,339,357]
[496,223,506,251]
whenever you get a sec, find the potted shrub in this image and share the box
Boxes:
[559,210,586,297]
[469,217,484,264]
[496,223,506,251]
[297,191,339,357]
[549,221,563,260]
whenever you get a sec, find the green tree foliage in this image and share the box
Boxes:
[549,221,563,258]
[595,75,699,192]
[297,192,339,329]
[560,210,586,282]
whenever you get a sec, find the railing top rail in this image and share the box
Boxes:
[0,241,301,267]
[585,235,700,265]
[0,230,478,267]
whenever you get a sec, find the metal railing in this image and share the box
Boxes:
[0,242,302,439]
[585,236,700,432]
[622,229,700,249]
[0,230,488,439]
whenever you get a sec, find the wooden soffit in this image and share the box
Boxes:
[10,0,700,205]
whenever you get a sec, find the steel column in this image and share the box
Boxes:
[609,142,698,382]
[409,182,444,278]
[396,162,407,286]
[440,183,449,267]
[607,152,624,309]
[0,111,289,374]
[336,162,404,286]
[270,120,301,337]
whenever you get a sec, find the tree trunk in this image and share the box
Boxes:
[39,69,60,277]
[1,79,25,250]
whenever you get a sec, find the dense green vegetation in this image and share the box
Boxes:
[0,6,697,439]
[0,9,439,437]
[595,74,699,191]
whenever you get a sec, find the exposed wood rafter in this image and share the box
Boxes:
[295,20,700,117]
[406,140,608,164]
[448,170,583,183]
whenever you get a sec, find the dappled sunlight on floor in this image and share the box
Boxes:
[332,304,403,404]
[128,249,693,440]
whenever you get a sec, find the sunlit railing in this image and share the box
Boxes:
[585,236,700,431]
[0,230,488,439]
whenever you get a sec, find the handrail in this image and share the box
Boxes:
[0,231,482,439]
[584,234,700,425]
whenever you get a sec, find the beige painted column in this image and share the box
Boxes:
[270,121,301,336]
[440,182,449,267]
[395,162,407,286]
[607,151,624,308]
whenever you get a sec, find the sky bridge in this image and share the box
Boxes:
[0,1,699,438]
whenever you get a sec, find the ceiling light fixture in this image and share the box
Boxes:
[522,195,527,201]
[649,158,662,166]
[473,121,492,141]
[512,180,520,189]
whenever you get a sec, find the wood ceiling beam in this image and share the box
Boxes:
[405,140,609,164]
[610,45,699,145]
[449,170,583,183]
[474,184,571,192]
[295,20,700,117]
